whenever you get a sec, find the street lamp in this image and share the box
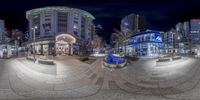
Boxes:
[171,31,176,56]
[31,26,38,62]
[177,36,180,54]
[16,36,21,56]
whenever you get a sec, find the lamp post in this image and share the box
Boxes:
[177,36,180,54]
[171,31,176,56]
[16,36,21,57]
[31,26,38,62]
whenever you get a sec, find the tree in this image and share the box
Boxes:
[110,32,121,53]
[11,29,24,46]
[113,28,129,56]
[9,29,24,56]
[92,24,105,53]
[1,28,11,43]
[95,24,103,37]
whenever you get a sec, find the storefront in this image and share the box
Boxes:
[127,31,163,57]
[55,34,76,55]
[27,33,76,56]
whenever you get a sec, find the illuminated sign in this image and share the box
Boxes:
[128,31,163,45]
[155,35,162,42]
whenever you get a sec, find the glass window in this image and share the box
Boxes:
[146,35,150,41]
[74,20,78,24]
[74,31,78,36]
[57,12,68,32]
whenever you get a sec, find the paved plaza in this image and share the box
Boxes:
[0,56,200,100]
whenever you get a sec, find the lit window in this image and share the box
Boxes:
[34,16,38,18]
[73,25,78,29]
[124,22,128,26]
[74,13,79,17]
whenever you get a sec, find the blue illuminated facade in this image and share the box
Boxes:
[126,31,164,56]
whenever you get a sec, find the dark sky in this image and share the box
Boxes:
[0,0,200,42]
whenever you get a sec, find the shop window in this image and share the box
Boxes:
[146,35,150,41]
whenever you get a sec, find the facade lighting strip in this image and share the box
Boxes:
[26,6,95,20]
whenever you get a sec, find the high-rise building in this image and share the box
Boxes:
[175,23,184,36]
[0,20,13,58]
[161,20,200,54]
[160,29,175,54]
[120,14,146,34]
[0,20,5,43]
[189,19,200,54]
[26,6,96,55]
[190,19,200,44]
[162,24,190,54]
[183,21,190,36]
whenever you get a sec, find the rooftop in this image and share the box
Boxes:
[26,6,95,20]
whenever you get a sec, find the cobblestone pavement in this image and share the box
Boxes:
[0,57,200,100]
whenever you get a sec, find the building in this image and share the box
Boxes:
[161,29,174,54]
[0,20,6,43]
[176,22,191,54]
[161,28,185,54]
[126,31,163,57]
[161,21,197,55]
[26,6,96,56]
[0,20,13,58]
[183,21,190,36]
[190,19,200,44]
[190,19,200,55]
[120,14,146,34]
[176,23,184,35]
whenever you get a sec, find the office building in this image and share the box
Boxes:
[26,6,96,55]
[190,19,200,55]
[126,31,163,57]
[0,20,5,43]
[120,14,146,34]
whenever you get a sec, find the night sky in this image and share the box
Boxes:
[0,0,200,42]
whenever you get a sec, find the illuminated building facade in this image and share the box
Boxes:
[127,31,163,57]
[26,6,95,55]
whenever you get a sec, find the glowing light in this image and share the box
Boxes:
[124,22,128,26]
[156,36,162,42]
[73,25,78,29]
[26,6,95,20]
[56,33,76,43]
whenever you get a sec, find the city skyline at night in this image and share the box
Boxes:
[1,0,200,41]
[1,1,200,100]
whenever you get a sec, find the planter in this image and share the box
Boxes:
[26,56,55,65]
[172,56,182,60]
[80,56,89,61]
[103,60,127,69]
[156,56,182,66]
[157,58,171,62]
[26,56,36,62]
[38,59,55,65]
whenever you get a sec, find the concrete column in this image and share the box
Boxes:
[147,43,151,56]
[41,44,43,55]
[69,43,73,55]
[71,44,73,55]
